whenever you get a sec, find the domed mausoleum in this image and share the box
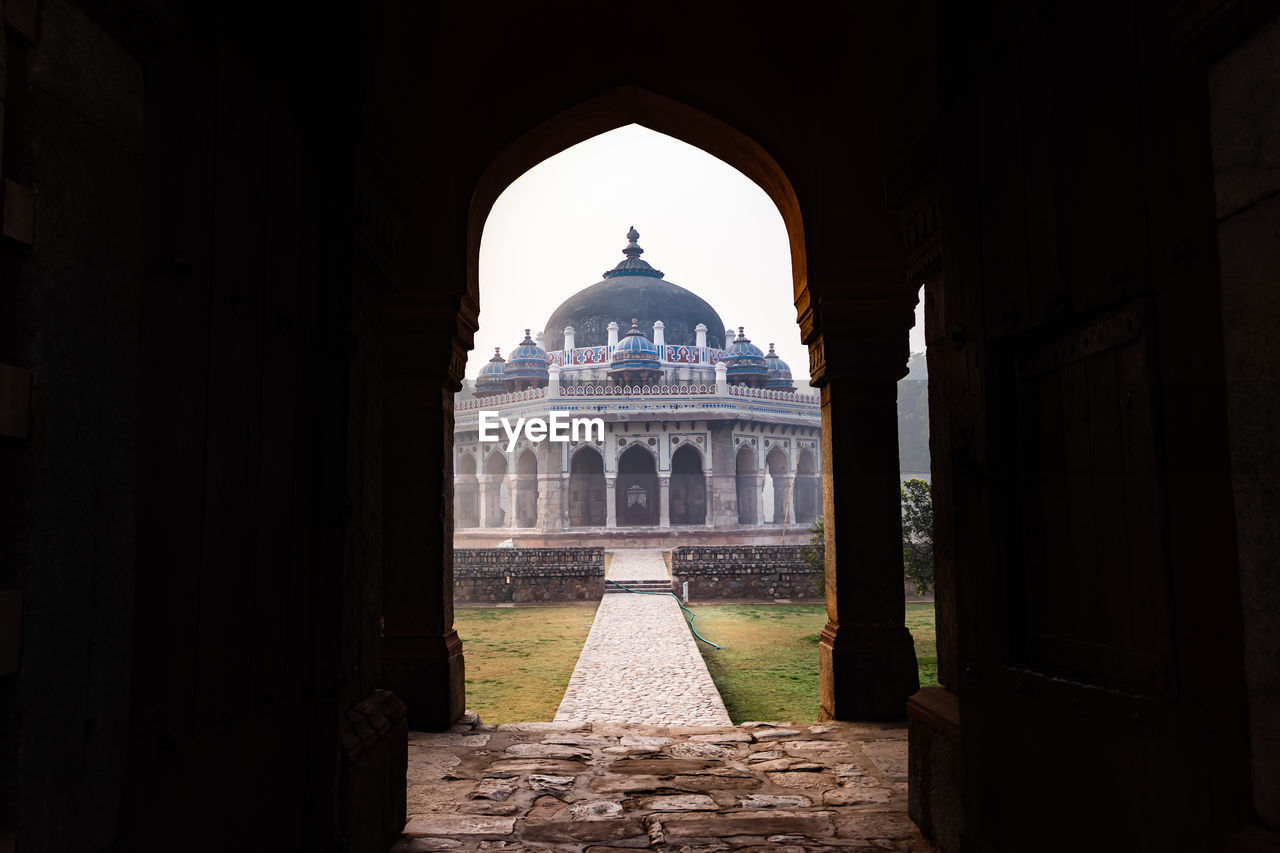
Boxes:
[454,228,822,546]
[544,227,728,351]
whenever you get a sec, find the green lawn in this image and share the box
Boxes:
[453,603,598,724]
[452,599,936,725]
[690,601,937,723]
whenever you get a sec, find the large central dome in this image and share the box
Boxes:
[543,227,727,351]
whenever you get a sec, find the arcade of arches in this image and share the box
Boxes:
[2,2,1278,852]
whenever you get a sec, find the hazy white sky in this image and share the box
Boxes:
[473,125,926,380]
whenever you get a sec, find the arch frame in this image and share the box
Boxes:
[466,86,809,334]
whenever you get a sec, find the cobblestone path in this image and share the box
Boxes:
[555,550,731,726]
[397,716,932,851]
[606,548,671,581]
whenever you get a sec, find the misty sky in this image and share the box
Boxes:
[472,124,927,381]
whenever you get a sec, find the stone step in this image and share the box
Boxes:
[604,579,673,594]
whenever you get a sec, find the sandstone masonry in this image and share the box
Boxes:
[671,544,823,600]
[454,547,605,603]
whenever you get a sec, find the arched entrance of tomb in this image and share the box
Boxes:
[482,451,508,528]
[794,448,820,524]
[412,84,924,735]
[457,452,479,528]
[616,445,659,527]
[735,445,759,525]
[670,444,707,525]
[568,446,605,527]
[765,446,791,524]
[515,449,538,527]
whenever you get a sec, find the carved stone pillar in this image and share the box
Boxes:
[477,475,489,529]
[773,475,794,524]
[605,474,617,528]
[381,293,468,729]
[659,475,671,528]
[809,294,920,721]
[505,473,517,528]
[756,474,768,526]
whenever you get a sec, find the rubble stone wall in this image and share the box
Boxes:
[454,547,605,603]
[671,544,823,600]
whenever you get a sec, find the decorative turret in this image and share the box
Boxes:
[504,329,551,391]
[764,343,797,392]
[608,318,663,387]
[723,327,770,388]
[475,347,508,397]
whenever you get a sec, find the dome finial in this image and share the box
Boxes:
[604,225,664,278]
[737,326,746,341]
[623,226,643,260]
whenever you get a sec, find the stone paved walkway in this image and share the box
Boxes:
[397,716,933,851]
[607,548,671,581]
[556,550,731,726]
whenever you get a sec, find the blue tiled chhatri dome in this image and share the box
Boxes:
[765,343,797,392]
[504,329,551,391]
[723,327,770,388]
[608,318,663,386]
[475,347,508,396]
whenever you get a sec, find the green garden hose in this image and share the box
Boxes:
[605,578,724,649]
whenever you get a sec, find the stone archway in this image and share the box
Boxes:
[616,445,659,527]
[515,448,538,527]
[436,84,922,729]
[795,448,820,524]
[765,445,791,524]
[670,443,707,526]
[568,446,606,527]
[736,445,759,525]
[456,452,479,528]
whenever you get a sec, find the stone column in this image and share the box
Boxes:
[605,474,617,528]
[752,471,762,525]
[381,298,467,730]
[774,475,794,524]
[809,299,920,721]
[659,475,671,528]
[477,474,489,528]
[704,469,714,528]
[505,473,517,528]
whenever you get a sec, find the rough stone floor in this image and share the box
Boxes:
[556,551,730,726]
[396,716,933,852]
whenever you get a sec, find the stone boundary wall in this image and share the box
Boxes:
[454,547,605,603]
[671,544,823,600]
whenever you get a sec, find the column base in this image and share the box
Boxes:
[382,629,465,730]
[907,686,962,851]
[818,621,919,720]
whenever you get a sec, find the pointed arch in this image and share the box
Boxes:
[466,87,808,344]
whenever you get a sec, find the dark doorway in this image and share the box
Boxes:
[794,448,820,523]
[483,451,507,527]
[568,447,605,526]
[515,449,538,527]
[736,445,758,524]
[670,444,706,525]
[617,445,659,526]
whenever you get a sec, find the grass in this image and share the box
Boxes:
[451,599,937,725]
[690,601,938,723]
[453,602,598,724]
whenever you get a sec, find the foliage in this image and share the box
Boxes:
[804,516,825,597]
[901,478,934,594]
